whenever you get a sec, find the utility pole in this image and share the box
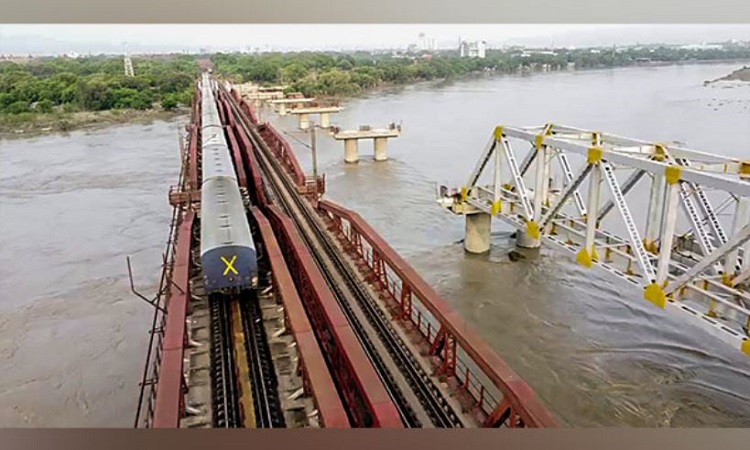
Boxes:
[310,122,318,180]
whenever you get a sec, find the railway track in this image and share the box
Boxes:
[239,291,286,427]
[209,295,242,427]
[209,291,286,428]
[225,93,464,428]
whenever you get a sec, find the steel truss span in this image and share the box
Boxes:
[439,123,750,356]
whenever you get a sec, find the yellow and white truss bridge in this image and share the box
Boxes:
[438,123,750,356]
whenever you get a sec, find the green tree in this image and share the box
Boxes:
[36,99,54,113]
[6,100,30,114]
[161,94,178,110]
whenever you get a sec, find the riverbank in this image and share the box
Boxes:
[6,59,749,140]
[0,107,190,139]
[307,58,750,104]
[705,65,750,85]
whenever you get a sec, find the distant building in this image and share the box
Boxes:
[680,43,724,50]
[459,39,486,58]
[0,54,33,63]
[416,32,437,52]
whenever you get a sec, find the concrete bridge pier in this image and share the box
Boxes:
[516,230,541,250]
[344,139,359,163]
[374,137,388,161]
[333,126,400,163]
[299,113,311,130]
[278,103,287,116]
[290,106,342,131]
[465,212,491,254]
[320,112,331,128]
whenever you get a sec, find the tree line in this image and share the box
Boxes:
[0,55,199,117]
[212,44,750,97]
[2,44,749,119]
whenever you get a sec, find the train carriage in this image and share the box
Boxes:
[198,72,258,293]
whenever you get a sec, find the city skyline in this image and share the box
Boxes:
[2,24,750,56]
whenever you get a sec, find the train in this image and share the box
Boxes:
[199,72,259,293]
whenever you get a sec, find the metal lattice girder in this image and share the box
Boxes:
[696,184,730,245]
[465,193,750,352]
[676,158,729,245]
[518,143,538,178]
[678,181,723,275]
[597,169,646,222]
[601,162,657,282]
[467,135,498,189]
[540,163,593,228]
[533,146,548,222]
[665,224,750,296]
[536,124,744,168]
[735,267,750,286]
[557,151,587,216]
[518,123,553,178]
[439,123,750,355]
[500,139,534,220]
[501,127,750,197]
[725,197,750,276]
[655,182,680,285]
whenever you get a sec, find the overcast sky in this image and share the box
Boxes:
[2,24,750,55]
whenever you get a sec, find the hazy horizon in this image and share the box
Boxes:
[2,24,750,56]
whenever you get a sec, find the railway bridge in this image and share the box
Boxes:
[132,76,557,429]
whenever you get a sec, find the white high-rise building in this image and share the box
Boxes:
[459,40,486,58]
[417,32,437,52]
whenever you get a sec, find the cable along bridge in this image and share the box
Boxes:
[438,123,750,356]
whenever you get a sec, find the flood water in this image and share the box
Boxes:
[2,62,749,427]
[1,119,184,426]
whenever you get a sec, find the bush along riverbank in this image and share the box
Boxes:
[0,107,189,138]
[4,46,750,136]
[211,46,750,97]
[0,54,198,136]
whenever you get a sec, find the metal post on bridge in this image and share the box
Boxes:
[310,120,318,180]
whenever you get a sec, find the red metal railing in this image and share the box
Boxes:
[265,204,403,428]
[250,207,350,428]
[151,209,194,428]
[236,92,259,125]
[318,199,558,428]
[256,122,307,187]
[222,96,268,209]
[137,88,201,428]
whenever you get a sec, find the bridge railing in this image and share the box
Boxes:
[136,89,201,428]
[318,199,558,428]
[256,122,307,187]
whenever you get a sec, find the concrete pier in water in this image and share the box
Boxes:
[289,106,343,130]
[464,212,491,254]
[333,125,401,163]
